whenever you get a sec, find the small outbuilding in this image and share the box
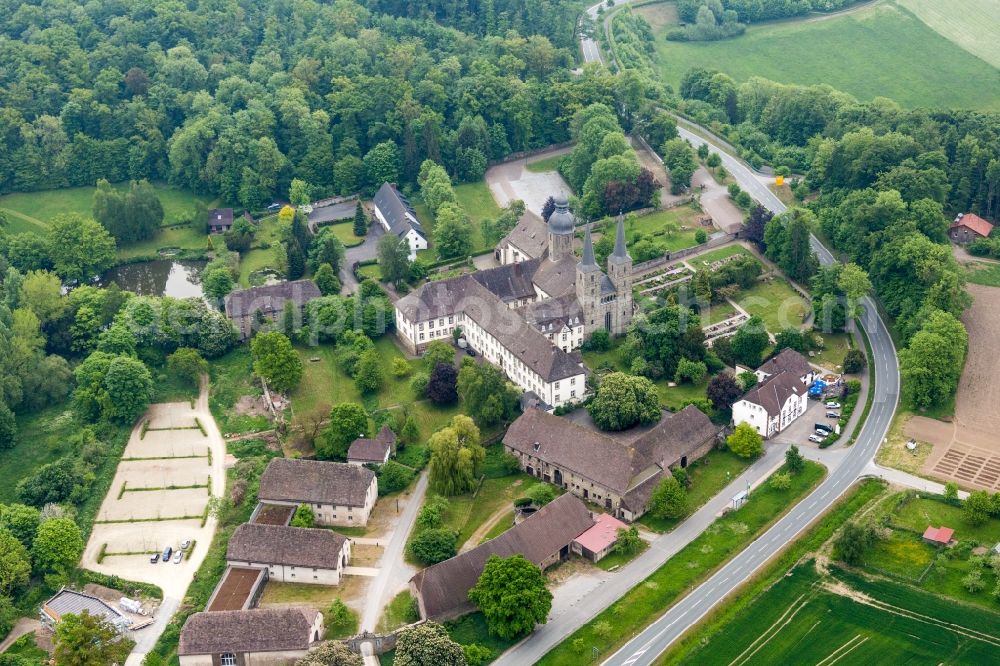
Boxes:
[178,607,323,666]
[922,525,955,547]
[41,588,132,633]
[258,458,378,527]
[949,213,994,244]
[227,523,351,585]
[347,425,395,466]
[572,512,630,562]
[208,208,234,234]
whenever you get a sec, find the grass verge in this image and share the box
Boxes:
[659,478,887,663]
[537,460,826,665]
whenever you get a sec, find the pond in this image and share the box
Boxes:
[100,259,207,298]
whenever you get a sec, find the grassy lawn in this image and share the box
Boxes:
[480,510,515,542]
[326,221,365,248]
[538,461,825,665]
[687,243,751,267]
[866,529,935,580]
[811,331,853,373]
[655,380,707,411]
[736,277,810,335]
[0,181,219,233]
[637,448,752,533]
[415,182,500,261]
[116,225,209,260]
[964,261,1000,287]
[644,0,1000,111]
[208,347,269,435]
[438,472,541,549]
[151,369,199,404]
[893,496,1000,544]
[525,154,565,173]
[699,299,737,325]
[595,540,649,571]
[290,337,464,445]
[238,215,285,286]
[377,590,420,633]
[0,405,79,503]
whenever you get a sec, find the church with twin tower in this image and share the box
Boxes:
[393,194,634,408]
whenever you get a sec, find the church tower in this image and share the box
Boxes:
[577,222,602,334]
[606,213,634,336]
[547,196,574,261]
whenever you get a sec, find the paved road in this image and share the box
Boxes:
[601,131,900,666]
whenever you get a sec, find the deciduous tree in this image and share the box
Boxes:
[0,527,30,596]
[377,233,411,286]
[394,621,466,666]
[47,214,116,283]
[648,475,687,519]
[468,554,552,640]
[251,331,303,393]
[408,528,457,565]
[54,610,132,666]
[727,422,764,458]
[588,372,660,431]
[319,403,368,460]
[427,362,458,405]
[707,372,742,410]
[428,416,484,495]
[31,518,83,575]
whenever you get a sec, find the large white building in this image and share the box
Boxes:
[373,182,428,260]
[394,197,634,409]
[732,349,817,438]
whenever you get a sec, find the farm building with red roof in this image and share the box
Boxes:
[949,213,994,244]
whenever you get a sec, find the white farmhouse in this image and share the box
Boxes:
[373,182,427,260]
[257,459,377,527]
[732,349,817,438]
[226,523,351,586]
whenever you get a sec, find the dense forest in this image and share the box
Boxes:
[0,0,620,209]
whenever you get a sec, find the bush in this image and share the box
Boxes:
[526,484,556,506]
[378,461,416,495]
[582,329,612,352]
[770,472,792,491]
[408,528,457,565]
[391,358,411,378]
[290,503,315,527]
[843,348,866,373]
[410,372,429,398]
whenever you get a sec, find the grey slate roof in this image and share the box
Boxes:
[224,280,322,319]
[258,458,375,508]
[521,293,583,334]
[578,223,599,273]
[609,214,630,264]
[410,494,594,619]
[531,255,578,298]
[42,588,128,627]
[374,183,425,239]
[504,406,719,495]
[501,213,548,259]
[178,608,319,655]
[472,258,541,302]
[347,425,395,463]
[740,371,806,417]
[757,348,812,379]
[208,208,234,229]
[227,524,347,569]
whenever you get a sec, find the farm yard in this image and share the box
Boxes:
[676,561,1000,665]
[639,0,1000,111]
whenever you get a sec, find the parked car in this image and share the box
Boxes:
[150,553,160,564]
[173,551,183,564]
[180,540,191,551]
[808,434,825,443]
[266,203,282,213]
[466,347,477,357]
[162,545,172,562]
[826,411,840,419]
[825,401,841,408]
[815,423,832,433]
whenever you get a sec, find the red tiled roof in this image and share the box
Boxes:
[951,213,993,238]
[922,525,954,544]
[573,512,629,554]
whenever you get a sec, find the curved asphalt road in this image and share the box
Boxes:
[572,15,902,665]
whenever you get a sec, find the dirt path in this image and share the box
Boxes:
[0,619,41,654]
[0,207,48,231]
[459,504,513,553]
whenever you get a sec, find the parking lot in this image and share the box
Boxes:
[774,398,840,448]
[80,392,225,598]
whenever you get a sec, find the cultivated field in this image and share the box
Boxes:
[903,284,1000,490]
[640,0,1000,110]
[678,562,1000,664]
[899,0,1000,68]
